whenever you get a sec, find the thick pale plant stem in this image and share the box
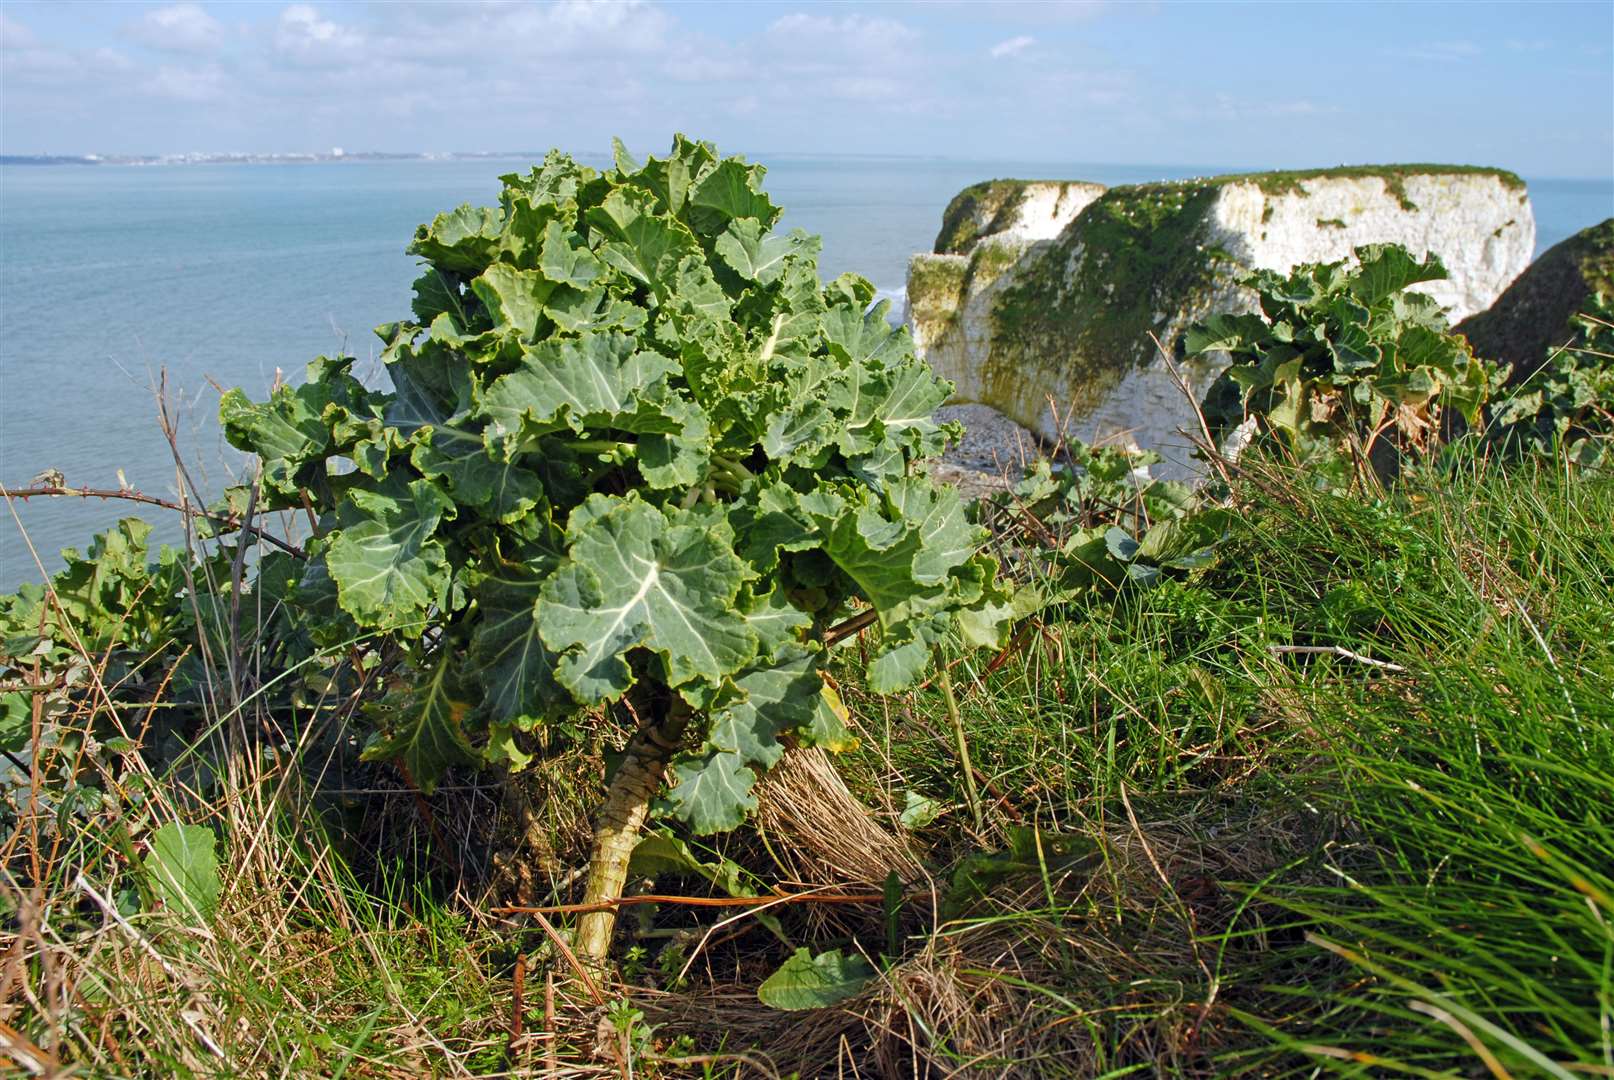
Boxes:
[935,653,984,834]
[574,699,691,965]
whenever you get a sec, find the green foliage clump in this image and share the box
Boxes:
[1486,290,1614,466]
[218,136,1012,834]
[0,520,199,827]
[1190,244,1493,479]
[983,441,1230,601]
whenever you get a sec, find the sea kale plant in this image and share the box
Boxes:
[219,136,1012,960]
[1189,244,1493,481]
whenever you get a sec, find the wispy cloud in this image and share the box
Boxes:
[126,5,224,54]
[275,4,365,63]
[1388,39,1480,63]
[989,35,1036,59]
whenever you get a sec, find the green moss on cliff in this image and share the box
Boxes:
[933,178,1103,255]
[934,166,1520,258]
[933,180,1034,255]
[1235,163,1525,201]
[971,165,1526,414]
[985,180,1233,413]
[905,255,970,342]
[1580,218,1614,296]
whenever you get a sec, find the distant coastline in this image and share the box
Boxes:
[0,151,548,167]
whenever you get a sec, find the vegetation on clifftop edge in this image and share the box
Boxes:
[6,449,1608,1077]
[2,168,1609,1077]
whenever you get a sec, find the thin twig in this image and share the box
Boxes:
[1268,644,1407,673]
[492,890,884,917]
[544,969,558,1077]
[511,953,526,1042]
[0,484,304,558]
[528,911,604,1006]
[676,884,850,985]
[935,654,984,834]
[823,608,879,648]
[1151,330,1233,487]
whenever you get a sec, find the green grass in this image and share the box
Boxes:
[1210,458,1614,1073]
[5,453,1609,1077]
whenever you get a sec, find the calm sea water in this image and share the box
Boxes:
[2,157,1609,589]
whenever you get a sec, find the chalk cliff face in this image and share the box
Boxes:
[906,167,1536,466]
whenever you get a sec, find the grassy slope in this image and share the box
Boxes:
[6,456,1610,1078]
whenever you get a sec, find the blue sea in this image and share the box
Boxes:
[2,156,1610,589]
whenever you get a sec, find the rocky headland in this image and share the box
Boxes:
[909,166,1537,472]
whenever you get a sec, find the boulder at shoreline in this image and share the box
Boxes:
[1457,218,1614,381]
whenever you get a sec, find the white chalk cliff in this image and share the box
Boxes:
[905,168,1535,469]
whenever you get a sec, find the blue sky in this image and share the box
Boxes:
[2,1,1610,178]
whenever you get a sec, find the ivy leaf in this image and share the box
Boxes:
[688,159,780,234]
[410,268,466,324]
[537,219,603,289]
[544,286,649,336]
[822,303,911,366]
[832,361,950,462]
[900,791,942,829]
[472,264,557,338]
[636,396,712,490]
[540,497,758,701]
[1350,243,1447,305]
[588,186,698,286]
[325,478,454,630]
[0,692,30,755]
[1184,312,1269,355]
[885,479,980,586]
[411,423,543,522]
[409,204,504,271]
[361,653,477,792]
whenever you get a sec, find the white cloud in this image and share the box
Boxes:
[989,35,1036,59]
[128,5,224,53]
[384,1,672,62]
[765,12,919,54]
[756,11,927,110]
[275,4,364,62]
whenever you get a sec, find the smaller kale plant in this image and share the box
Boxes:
[0,522,201,841]
[218,136,1013,961]
[1188,244,1492,482]
[1485,291,1614,468]
[980,441,1230,602]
